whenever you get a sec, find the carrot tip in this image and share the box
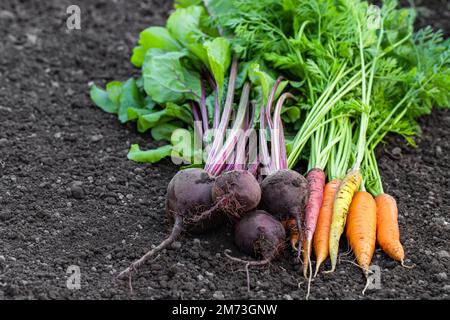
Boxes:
[313,264,321,278]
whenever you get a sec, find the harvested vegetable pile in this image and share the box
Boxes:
[90,0,450,297]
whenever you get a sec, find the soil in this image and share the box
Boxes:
[0,0,449,300]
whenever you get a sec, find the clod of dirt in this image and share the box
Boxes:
[0,10,15,21]
[171,241,182,250]
[213,291,225,300]
[437,250,450,259]
[70,181,85,199]
[0,210,12,221]
[392,147,402,155]
[90,134,103,142]
[436,272,448,281]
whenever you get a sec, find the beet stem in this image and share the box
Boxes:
[117,216,183,280]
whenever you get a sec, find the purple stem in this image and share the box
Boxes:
[205,72,221,130]
[279,118,288,169]
[234,103,250,171]
[259,98,272,174]
[200,79,209,134]
[265,77,284,130]
[209,82,250,176]
[224,152,236,172]
[247,157,260,177]
[190,101,203,143]
[272,93,296,170]
[205,57,239,174]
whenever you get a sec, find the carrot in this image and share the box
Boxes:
[375,193,406,263]
[302,168,326,278]
[313,179,341,276]
[328,169,362,272]
[282,218,300,251]
[346,191,377,276]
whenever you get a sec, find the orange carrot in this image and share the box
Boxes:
[346,191,377,277]
[282,218,300,250]
[313,179,341,276]
[375,193,406,263]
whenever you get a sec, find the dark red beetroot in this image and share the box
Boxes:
[260,169,309,240]
[212,170,261,218]
[166,168,226,233]
[225,210,285,291]
[117,168,225,281]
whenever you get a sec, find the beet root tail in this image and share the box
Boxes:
[224,249,271,293]
[116,216,183,281]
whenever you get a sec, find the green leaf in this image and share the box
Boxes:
[137,103,192,133]
[248,63,274,104]
[236,61,251,89]
[131,27,181,67]
[118,78,143,123]
[106,81,123,105]
[137,110,171,133]
[166,102,194,124]
[127,107,153,122]
[143,49,201,104]
[131,46,147,68]
[175,0,202,8]
[140,27,181,51]
[143,96,156,110]
[205,94,215,123]
[205,0,238,34]
[204,37,231,98]
[167,6,209,66]
[248,63,288,106]
[151,123,181,142]
[127,144,173,163]
[90,84,118,114]
[281,106,301,123]
[167,6,204,46]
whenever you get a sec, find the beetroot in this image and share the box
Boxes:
[166,168,225,233]
[234,210,285,258]
[212,170,261,218]
[225,210,285,291]
[117,168,225,281]
[260,169,309,235]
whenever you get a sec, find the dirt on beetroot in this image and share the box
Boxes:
[0,0,449,300]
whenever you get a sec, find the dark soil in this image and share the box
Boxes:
[0,0,449,300]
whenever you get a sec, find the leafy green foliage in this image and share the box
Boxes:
[143,49,202,104]
[167,5,212,66]
[127,144,173,163]
[90,78,143,123]
[204,37,231,99]
[175,0,202,9]
[90,0,449,173]
[131,27,181,67]
[90,84,118,114]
